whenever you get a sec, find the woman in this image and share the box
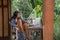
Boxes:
[10,11,30,40]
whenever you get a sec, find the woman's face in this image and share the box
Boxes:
[17,13,21,18]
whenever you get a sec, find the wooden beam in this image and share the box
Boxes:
[43,0,54,40]
[0,5,8,7]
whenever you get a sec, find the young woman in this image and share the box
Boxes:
[9,11,30,40]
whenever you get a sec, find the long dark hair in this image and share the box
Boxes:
[13,11,20,19]
[10,11,20,21]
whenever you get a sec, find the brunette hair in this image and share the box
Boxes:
[10,11,20,21]
[13,11,20,19]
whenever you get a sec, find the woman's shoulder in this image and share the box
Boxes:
[9,18,16,23]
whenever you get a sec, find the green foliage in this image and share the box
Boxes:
[54,0,60,40]
[54,15,60,40]
[54,0,60,15]
[12,0,43,18]
[28,5,42,18]
[12,0,33,18]
[35,5,42,18]
[30,0,42,8]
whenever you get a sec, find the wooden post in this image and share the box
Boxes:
[43,0,54,40]
[0,0,10,40]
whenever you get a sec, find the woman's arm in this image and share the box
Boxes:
[17,19,25,33]
[23,22,30,40]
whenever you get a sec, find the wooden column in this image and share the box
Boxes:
[43,0,54,40]
[0,0,2,37]
[0,0,11,40]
